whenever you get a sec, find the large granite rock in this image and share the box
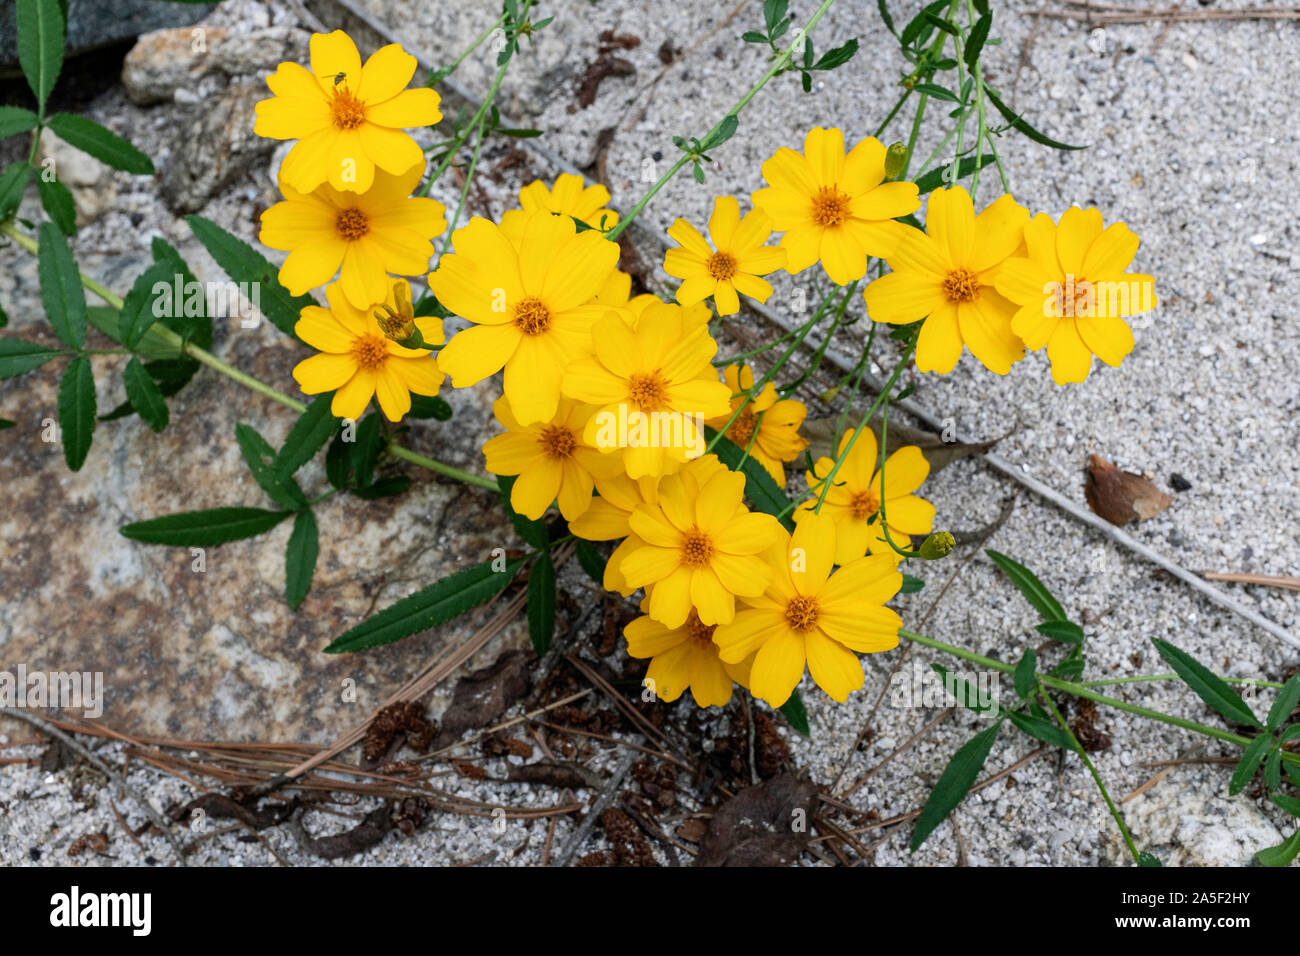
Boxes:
[0,0,214,69]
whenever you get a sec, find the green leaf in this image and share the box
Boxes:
[1007,711,1074,750]
[1051,645,1085,681]
[44,113,154,175]
[922,10,959,35]
[763,0,789,33]
[236,423,307,510]
[779,688,811,737]
[351,475,411,499]
[933,663,997,715]
[284,509,318,611]
[984,85,1085,151]
[1229,732,1271,795]
[1271,794,1300,818]
[1151,639,1261,728]
[186,214,315,340]
[406,394,453,420]
[0,418,14,429]
[0,162,33,219]
[1036,620,1084,644]
[37,221,86,348]
[1013,649,1036,699]
[149,236,213,349]
[325,430,352,489]
[1137,852,1162,867]
[0,338,64,379]
[911,723,1000,851]
[912,82,959,102]
[741,30,768,43]
[497,474,548,549]
[963,13,992,69]
[325,554,526,653]
[56,353,94,469]
[16,0,65,113]
[273,393,339,477]
[900,573,925,594]
[0,299,7,327]
[1254,828,1300,868]
[1264,745,1282,792]
[348,412,384,489]
[118,260,179,349]
[985,549,1067,622]
[121,506,290,546]
[122,356,168,432]
[575,539,606,587]
[0,106,39,140]
[812,38,859,72]
[707,430,795,530]
[877,0,897,37]
[1266,674,1300,732]
[527,552,556,655]
[912,153,996,195]
[36,176,76,234]
[702,114,739,151]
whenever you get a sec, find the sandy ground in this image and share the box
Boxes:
[1,0,1297,866]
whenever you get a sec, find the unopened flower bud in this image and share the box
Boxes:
[819,385,841,404]
[374,281,425,349]
[916,531,954,560]
[884,142,908,180]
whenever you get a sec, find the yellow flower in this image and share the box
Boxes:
[626,609,753,708]
[706,364,807,486]
[570,456,726,596]
[254,31,441,193]
[619,466,781,627]
[994,207,1157,384]
[863,186,1029,375]
[500,173,619,240]
[714,512,902,707]
[664,197,786,315]
[626,296,711,332]
[482,397,619,521]
[797,427,934,566]
[752,128,920,285]
[292,280,444,421]
[562,312,732,478]
[429,212,619,425]
[260,160,446,310]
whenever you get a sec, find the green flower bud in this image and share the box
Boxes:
[916,531,954,561]
[884,142,909,180]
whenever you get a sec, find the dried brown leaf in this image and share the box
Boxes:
[1084,454,1172,526]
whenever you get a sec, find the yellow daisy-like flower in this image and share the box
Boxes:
[619,466,782,627]
[254,31,441,194]
[482,396,619,521]
[714,512,903,707]
[292,280,444,421]
[626,295,712,332]
[429,212,619,425]
[752,128,920,286]
[562,313,732,478]
[994,207,1157,384]
[260,160,446,310]
[500,173,619,241]
[664,196,786,315]
[570,456,727,596]
[626,609,753,708]
[706,364,808,486]
[863,186,1029,375]
[798,427,934,566]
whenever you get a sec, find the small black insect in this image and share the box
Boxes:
[330,71,348,87]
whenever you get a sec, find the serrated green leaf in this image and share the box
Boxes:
[186,214,314,340]
[118,260,178,349]
[812,38,858,72]
[575,539,606,586]
[121,506,290,546]
[963,13,992,69]
[325,554,526,653]
[984,84,1085,150]
[37,221,86,348]
[274,393,339,477]
[236,423,307,510]
[1152,639,1261,729]
[1036,619,1084,644]
[1254,828,1300,868]
[0,338,65,379]
[0,162,32,219]
[150,236,213,350]
[122,356,168,432]
[911,723,1000,851]
[707,429,795,530]
[56,353,93,469]
[912,82,959,102]
[16,0,65,112]
[1014,649,1036,699]
[779,688,811,737]
[527,552,556,655]
[1228,732,1271,795]
[325,429,351,489]
[285,509,318,610]
[44,113,153,175]
[922,10,958,35]
[1264,746,1282,792]
[36,176,76,234]
[1267,674,1300,732]
[0,106,39,140]
[986,549,1066,622]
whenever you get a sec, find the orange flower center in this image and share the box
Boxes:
[707,251,737,280]
[849,488,880,520]
[335,207,369,241]
[684,611,718,649]
[680,527,714,568]
[811,186,851,227]
[785,594,820,632]
[628,371,669,412]
[330,87,367,130]
[727,405,758,448]
[942,268,979,303]
[513,296,551,335]
[351,333,388,370]
[539,424,576,460]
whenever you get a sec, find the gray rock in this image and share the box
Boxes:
[0,0,214,70]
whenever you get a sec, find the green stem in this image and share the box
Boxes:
[390,444,497,490]
[604,0,840,242]
[433,13,507,84]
